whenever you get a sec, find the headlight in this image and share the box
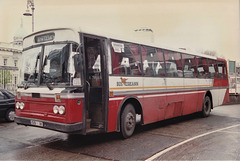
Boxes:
[58,106,65,115]
[20,102,25,110]
[16,102,20,109]
[53,105,59,114]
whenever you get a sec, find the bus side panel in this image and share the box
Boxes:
[213,79,229,87]
[107,99,121,132]
[164,92,184,119]
[142,94,166,124]
[182,92,199,115]
[142,77,166,124]
[223,88,229,104]
[164,78,184,119]
[183,79,199,115]
[212,78,229,106]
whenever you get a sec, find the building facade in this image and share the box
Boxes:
[0,23,26,93]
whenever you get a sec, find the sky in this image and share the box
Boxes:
[0,0,239,63]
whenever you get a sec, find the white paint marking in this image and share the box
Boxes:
[145,123,240,161]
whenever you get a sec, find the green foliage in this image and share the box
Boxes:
[0,70,12,87]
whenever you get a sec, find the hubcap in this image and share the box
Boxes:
[204,100,210,112]
[126,113,134,130]
[8,111,15,121]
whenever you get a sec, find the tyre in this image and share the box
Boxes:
[5,108,15,122]
[201,96,211,117]
[120,104,136,139]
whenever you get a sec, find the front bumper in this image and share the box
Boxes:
[14,116,83,133]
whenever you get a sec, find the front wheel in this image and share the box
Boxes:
[120,104,136,139]
[201,96,211,117]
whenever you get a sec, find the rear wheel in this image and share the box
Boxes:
[120,104,136,139]
[201,96,211,117]
[5,108,15,122]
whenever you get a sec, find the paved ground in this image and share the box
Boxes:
[0,104,239,160]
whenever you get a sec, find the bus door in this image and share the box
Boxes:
[82,35,108,133]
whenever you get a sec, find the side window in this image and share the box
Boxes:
[217,61,227,79]
[164,51,183,77]
[197,57,209,78]
[208,59,218,78]
[111,41,141,76]
[142,46,164,77]
[0,91,6,100]
[182,54,197,78]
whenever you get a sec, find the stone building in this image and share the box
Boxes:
[0,23,27,93]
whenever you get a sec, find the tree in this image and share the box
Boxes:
[202,50,217,56]
[201,50,225,59]
[0,70,12,89]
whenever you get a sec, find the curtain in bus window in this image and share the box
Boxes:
[141,46,147,75]
[202,58,209,78]
[129,45,142,75]
[164,51,183,77]
[222,61,227,78]
[111,47,120,74]
[175,54,182,71]
[156,49,165,77]
[129,45,139,61]
[197,57,209,78]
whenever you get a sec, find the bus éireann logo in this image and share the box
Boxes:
[120,77,128,85]
[117,77,139,87]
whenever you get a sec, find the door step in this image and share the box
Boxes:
[87,119,91,129]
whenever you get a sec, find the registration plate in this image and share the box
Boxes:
[30,120,43,127]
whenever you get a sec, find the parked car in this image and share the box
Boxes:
[0,88,15,122]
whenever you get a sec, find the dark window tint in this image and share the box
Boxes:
[182,54,197,78]
[111,41,142,76]
[142,46,165,77]
[164,51,183,77]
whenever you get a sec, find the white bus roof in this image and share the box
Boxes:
[23,27,217,60]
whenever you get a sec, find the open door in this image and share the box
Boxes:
[83,35,108,133]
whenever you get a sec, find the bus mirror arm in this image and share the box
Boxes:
[86,81,90,93]
[73,54,82,73]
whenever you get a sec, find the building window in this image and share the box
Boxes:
[14,60,18,67]
[4,59,7,66]
[15,76,17,85]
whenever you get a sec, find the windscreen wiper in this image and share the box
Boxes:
[24,83,29,90]
[46,82,53,90]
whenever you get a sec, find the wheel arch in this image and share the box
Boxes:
[116,96,143,132]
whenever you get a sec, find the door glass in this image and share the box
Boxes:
[86,44,102,87]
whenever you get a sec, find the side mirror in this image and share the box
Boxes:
[73,54,82,72]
